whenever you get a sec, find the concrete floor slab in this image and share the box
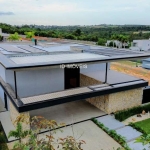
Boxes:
[30,100,106,125]
[97,115,125,130]
[116,126,142,142]
[39,121,122,150]
[0,111,16,141]
[128,140,150,150]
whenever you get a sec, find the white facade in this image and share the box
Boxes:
[106,40,128,48]
[130,40,150,51]
[0,28,2,35]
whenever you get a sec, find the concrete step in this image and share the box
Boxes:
[96,115,125,130]
[116,126,142,142]
[128,140,150,150]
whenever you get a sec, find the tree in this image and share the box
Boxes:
[111,35,117,47]
[97,38,106,46]
[8,32,21,41]
[75,29,81,36]
[9,115,86,150]
[24,31,35,39]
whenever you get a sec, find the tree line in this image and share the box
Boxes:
[0,23,150,46]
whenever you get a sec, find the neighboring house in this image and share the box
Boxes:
[130,39,150,51]
[0,28,26,41]
[142,58,150,69]
[0,42,149,129]
[0,28,10,41]
[106,40,128,48]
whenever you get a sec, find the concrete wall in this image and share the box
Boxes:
[0,64,6,104]
[0,86,4,104]
[13,68,64,98]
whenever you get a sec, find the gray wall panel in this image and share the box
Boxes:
[0,64,6,81]
[80,63,110,74]
[16,68,64,98]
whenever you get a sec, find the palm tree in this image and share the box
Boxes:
[111,35,116,48]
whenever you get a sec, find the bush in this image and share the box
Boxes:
[97,38,106,46]
[115,103,150,122]
[9,115,85,150]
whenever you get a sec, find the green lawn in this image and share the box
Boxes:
[134,118,150,134]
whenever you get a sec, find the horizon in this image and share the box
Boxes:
[0,0,149,26]
[1,23,150,27]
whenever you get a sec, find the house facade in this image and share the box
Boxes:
[130,39,150,51]
[0,42,149,128]
[106,40,128,48]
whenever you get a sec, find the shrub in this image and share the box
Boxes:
[9,115,85,150]
[115,104,150,121]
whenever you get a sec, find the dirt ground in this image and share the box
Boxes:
[111,61,150,85]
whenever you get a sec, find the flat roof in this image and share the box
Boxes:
[10,53,107,65]
[1,42,150,70]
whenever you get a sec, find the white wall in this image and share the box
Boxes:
[132,40,150,51]
[14,68,64,98]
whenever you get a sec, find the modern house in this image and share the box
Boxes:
[130,39,150,51]
[0,42,150,129]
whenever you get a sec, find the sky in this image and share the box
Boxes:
[0,0,149,26]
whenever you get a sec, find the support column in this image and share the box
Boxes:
[105,63,108,83]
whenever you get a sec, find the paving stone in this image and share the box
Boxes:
[39,121,122,150]
[128,140,150,150]
[116,126,142,142]
[96,115,125,130]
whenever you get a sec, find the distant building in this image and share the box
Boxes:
[0,28,2,35]
[130,39,150,51]
[142,58,150,69]
[106,40,128,48]
[0,28,10,41]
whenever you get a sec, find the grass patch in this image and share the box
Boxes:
[0,123,9,150]
[117,60,141,67]
[133,119,150,134]
[115,103,150,122]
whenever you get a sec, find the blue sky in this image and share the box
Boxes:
[0,0,149,25]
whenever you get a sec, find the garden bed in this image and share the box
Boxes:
[0,122,8,150]
[123,113,150,125]
[115,103,150,122]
